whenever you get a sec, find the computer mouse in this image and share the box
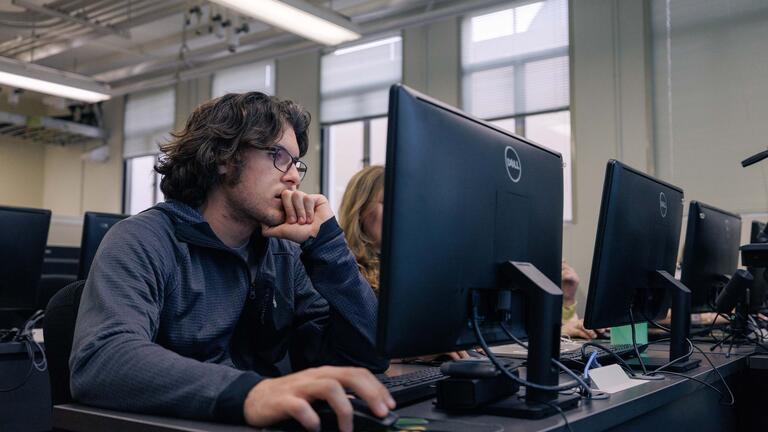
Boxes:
[272,398,399,431]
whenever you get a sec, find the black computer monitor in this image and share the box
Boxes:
[0,205,51,312]
[749,220,767,312]
[680,201,741,313]
[584,160,699,371]
[751,221,766,243]
[77,212,128,280]
[378,85,570,412]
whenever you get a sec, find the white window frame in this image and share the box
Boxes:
[461,0,573,222]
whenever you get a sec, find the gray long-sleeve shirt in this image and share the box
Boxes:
[69,200,386,422]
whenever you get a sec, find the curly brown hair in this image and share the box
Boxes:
[338,166,385,295]
[155,92,311,207]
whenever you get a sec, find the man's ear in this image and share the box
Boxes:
[217,164,227,175]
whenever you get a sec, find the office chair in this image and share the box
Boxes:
[43,280,85,405]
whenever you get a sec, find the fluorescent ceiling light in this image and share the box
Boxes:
[333,36,401,56]
[0,57,111,103]
[0,71,110,103]
[210,0,361,46]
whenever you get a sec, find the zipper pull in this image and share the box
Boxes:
[249,280,257,300]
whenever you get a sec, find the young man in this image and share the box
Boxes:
[70,92,393,432]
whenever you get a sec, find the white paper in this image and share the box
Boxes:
[589,364,647,394]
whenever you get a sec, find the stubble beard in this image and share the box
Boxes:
[224,185,285,229]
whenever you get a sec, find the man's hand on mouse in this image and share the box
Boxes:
[243,366,396,432]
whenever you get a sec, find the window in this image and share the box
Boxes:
[323,117,388,213]
[212,60,275,98]
[462,0,573,221]
[123,87,175,214]
[125,155,160,215]
[321,35,401,212]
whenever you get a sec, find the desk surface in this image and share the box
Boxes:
[53,344,747,432]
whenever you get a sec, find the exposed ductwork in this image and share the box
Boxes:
[0,0,512,99]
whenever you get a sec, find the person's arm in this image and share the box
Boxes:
[561,260,579,321]
[69,217,260,422]
[559,260,598,339]
[288,217,388,372]
[260,191,388,373]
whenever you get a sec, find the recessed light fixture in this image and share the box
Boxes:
[0,57,111,103]
[210,0,361,46]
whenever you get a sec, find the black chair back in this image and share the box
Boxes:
[43,280,85,405]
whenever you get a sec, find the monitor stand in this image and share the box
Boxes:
[484,262,579,419]
[627,270,700,372]
[710,269,755,355]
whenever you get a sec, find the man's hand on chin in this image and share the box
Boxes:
[261,190,334,244]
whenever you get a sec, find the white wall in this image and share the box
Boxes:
[566,0,655,309]
[277,52,322,194]
[652,0,768,215]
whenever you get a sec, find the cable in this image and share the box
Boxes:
[541,400,574,432]
[628,308,649,375]
[644,339,735,406]
[471,302,583,393]
[651,346,735,406]
[0,349,34,393]
[643,313,672,333]
[649,339,694,374]
[500,321,527,349]
[498,320,595,398]
[552,358,608,400]
[689,343,735,406]
[0,310,47,392]
[579,342,638,376]
[583,351,599,378]
[653,371,724,397]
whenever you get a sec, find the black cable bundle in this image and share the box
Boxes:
[0,310,47,393]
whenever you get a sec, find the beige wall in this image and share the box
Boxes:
[40,96,125,245]
[82,98,125,215]
[276,51,322,194]
[652,0,768,214]
[403,17,461,107]
[0,137,45,208]
[175,77,212,129]
[0,90,62,209]
[567,0,655,310]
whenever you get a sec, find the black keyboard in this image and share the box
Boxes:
[558,343,648,368]
[377,367,447,406]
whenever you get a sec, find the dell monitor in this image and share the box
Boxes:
[378,84,573,415]
[752,221,766,243]
[77,211,128,280]
[584,160,699,371]
[0,206,51,319]
[680,202,742,313]
[748,220,768,312]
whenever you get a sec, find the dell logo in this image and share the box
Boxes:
[505,146,521,183]
[659,192,668,218]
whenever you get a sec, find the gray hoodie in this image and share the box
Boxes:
[69,200,386,423]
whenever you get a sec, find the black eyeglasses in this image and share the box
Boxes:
[253,145,308,180]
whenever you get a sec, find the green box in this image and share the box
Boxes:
[610,322,648,346]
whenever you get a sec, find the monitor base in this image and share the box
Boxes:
[626,356,700,373]
[482,393,580,419]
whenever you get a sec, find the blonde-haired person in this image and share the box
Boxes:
[561,260,601,339]
[339,165,386,295]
